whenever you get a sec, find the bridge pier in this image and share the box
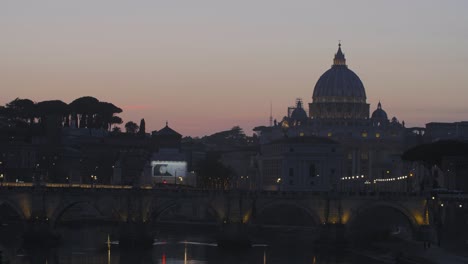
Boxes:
[316,223,346,248]
[217,222,251,249]
[416,224,436,247]
[118,221,154,249]
[23,218,60,247]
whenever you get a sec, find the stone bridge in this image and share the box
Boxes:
[1,183,463,245]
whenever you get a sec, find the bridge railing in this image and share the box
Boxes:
[0,182,449,198]
[0,182,33,187]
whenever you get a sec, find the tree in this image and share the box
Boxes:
[201,126,248,148]
[110,116,123,129]
[138,119,146,136]
[96,102,123,130]
[0,106,10,123]
[402,140,468,168]
[111,126,121,134]
[125,121,139,134]
[69,96,100,128]
[5,98,35,125]
[35,100,69,127]
[402,140,468,190]
[196,153,233,189]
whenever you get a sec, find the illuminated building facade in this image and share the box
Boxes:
[255,44,408,191]
[141,123,196,186]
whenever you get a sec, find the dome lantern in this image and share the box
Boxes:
[333,42,346,66]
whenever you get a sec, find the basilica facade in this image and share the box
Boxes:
[255,44,409,191]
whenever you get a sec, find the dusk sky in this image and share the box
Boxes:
[2,1,468,136]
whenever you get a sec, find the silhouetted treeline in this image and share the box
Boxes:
[195,152,234,190]
[182,126,258,151]
[402,140,468,167]
[0,96,123,131]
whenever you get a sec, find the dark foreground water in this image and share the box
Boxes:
[0,224,374,264]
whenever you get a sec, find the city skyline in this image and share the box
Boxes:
[2,1,468,136]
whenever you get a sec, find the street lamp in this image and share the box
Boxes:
[0,173,4,186]
[91,175,97,187]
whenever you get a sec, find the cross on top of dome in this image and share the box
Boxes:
[333,42,346,66]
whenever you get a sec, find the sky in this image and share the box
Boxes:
[1,1,468,136]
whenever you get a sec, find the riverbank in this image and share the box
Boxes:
[350,238,468,264]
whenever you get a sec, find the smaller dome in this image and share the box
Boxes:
[371,102,388,120]
[290,99,308,121]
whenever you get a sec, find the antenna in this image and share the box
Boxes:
[269,101,273,127]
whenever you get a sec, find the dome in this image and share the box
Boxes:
[291,107,308,121]
[312,44,366,102]
[290,99,308,121]
[371,102,388,120]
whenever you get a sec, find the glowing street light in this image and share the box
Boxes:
[91,175,97,187]
[276,178,282,191]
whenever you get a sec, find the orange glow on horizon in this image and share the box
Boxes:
[1,1,468,136]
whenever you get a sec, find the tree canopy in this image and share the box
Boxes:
[201,126,248,147]
[125,121,139,134]
[0,96,123,131]
[402,140,468,168]
[195,153,233,190]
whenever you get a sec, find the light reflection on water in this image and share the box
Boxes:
[0,226,361,264]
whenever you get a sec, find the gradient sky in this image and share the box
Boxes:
[2,1,468,136]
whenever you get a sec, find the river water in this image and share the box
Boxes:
[0,224,376,264]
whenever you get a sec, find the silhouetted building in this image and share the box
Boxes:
[257,136,343,191]
[425,122,468,142]
[138,123,196,186]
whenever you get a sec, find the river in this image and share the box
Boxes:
[0,224,381,264]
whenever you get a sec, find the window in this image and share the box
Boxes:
[361,152,369,160]
[376,132,381,138]
[309,164,316,177]
[361,131,368,138]
[289,168,294,177]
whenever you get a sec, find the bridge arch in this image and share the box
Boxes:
[50,200,106,228]
[253,200,321,227]
[0,199,27,221]
[346,201,418,241]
